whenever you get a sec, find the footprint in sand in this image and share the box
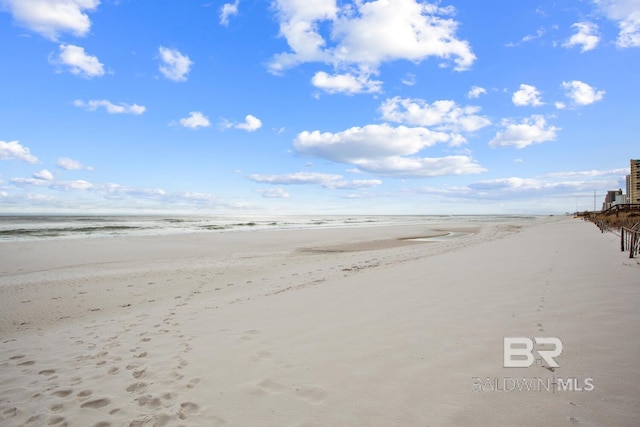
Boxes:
[2,407,17,417]
[47,416,66,425]
[186,378,200,389]
[132,368,146,379]
[135,395,162,408]
[77,390,93,400]
[130,413,172,427]
[39,369,56,376]
[51,389,73,397]
[296,385,327,405]
[126,382,149,394]
[80,398,111,409]
[162,392,177,400]
[256,378,285,393]
[171,371,185,381]
[178,402,200,420]
[50,403,64,412]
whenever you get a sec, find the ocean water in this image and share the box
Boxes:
[0,215,538,242]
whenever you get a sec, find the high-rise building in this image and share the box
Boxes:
[631,159,640,204]
[627,174,632,200]
[603,189,623,210]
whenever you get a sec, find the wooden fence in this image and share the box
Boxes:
[583,212,640,258]
[620,224,640,258]
[593,217,614,234]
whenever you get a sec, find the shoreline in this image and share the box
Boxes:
[0,221,492,334]
[0,214,541,242]
[1,216,639,426]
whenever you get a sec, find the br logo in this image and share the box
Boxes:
[503,337,563,368]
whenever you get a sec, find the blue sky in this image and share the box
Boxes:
[0,0,638,215]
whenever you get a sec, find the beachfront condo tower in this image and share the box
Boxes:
[631,159,640,204]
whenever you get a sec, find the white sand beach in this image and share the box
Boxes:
[1,216,639,426]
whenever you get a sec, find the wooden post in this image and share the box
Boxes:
[621,228,625,252]
[630,232,636,259]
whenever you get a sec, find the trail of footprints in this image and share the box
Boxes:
[2,228,504,425]
[530,249,579,422]
[123,274,207,425]
[234,328,329,409]
[0,275,211,426]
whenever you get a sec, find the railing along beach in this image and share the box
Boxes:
[620,224,640,259]
[578,204,640,259]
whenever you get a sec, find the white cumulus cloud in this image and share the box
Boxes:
[294,124,450,163]
[269,0,475,94]
[465,175,616,198]
[222,115,263,132]
[220,0,239,26]
[379,97,491,133]
[331,0,475,70]
[323,179,382,189]
[236,115,262,132]
[74,99,146,114]
[293,123,484,177]
[593,0,640,47]
[254,187,290,198]
[249,172,382,189]
[0,0,99,40]
[158,47,193,82]
[56,157,93,170]
[51,44,104,78]
[249,172,342,185]
[0,140,39,163]
[489,115,559,149]
[467,86,487,99]
[563,22,600,52]
[33,169,53,180]
[561,80,605,106]
[401,73,416,86]
[545,168,629,178]
[352,155,485,177]
[177,112,211,129]
[11,177,95,191]
[512,84,544,107]
[5,176,244,211]
[311,71,382,94]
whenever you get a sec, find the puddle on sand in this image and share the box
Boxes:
[404,231,473,242]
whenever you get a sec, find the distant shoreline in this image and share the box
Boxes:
[0,214,541,242]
